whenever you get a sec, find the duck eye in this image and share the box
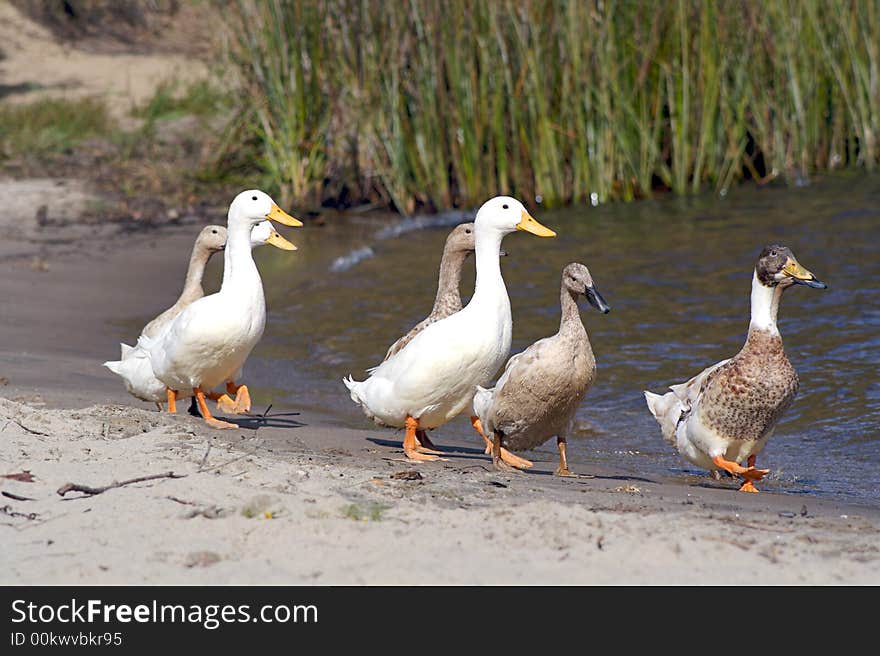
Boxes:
[465,229,471,234]
[212,229,218,234]
[770,250,777,257]
[252,195,258,201]
[502,204,509,209]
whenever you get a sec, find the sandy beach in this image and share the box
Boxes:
[1,208,878,586]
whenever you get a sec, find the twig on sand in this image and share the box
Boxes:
[198,443,212,472]
[2,490,35,501]
[2,471,35,482]
[0,504,38,520]
[11,419,49,436]
[56,472,186,497]
[166,495,197,506]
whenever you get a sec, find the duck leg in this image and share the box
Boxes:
[155,402,164,412]
[415,429,444,455]
[555,436,576,477]
[165,388,178,413]
[403,416,441,462]
[711,455,769,493]
[471,416,533,469]
[215,381,251,415]
[491,430,517,472]
[210,390,233,412]
[194,387,237,429]
[739,454,760,493]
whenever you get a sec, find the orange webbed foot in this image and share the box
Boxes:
[711,455,769,491]
[415,430,444,455]
[215,394,237,414]
[231,384,251,414]
[739,480,760,493]
[194,387,237,430]
[205,416,238,430]
[499,448,533,470]
[403,417,445,462]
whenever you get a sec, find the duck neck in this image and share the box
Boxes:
[559,286,586,336]
[177,243,211,306]
[220,222,261,295]
[748,270,782,337]
[432,249,468,315]
[470,229,507,310]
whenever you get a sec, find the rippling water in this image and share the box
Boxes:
[242,174,880,504]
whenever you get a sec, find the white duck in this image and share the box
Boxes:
[644,245,826,492]
[344,196,555,462]
[144,190,300,428]
[104,220,293,411]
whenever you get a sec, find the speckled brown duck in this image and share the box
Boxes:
[645,245,827,492]
[473,263,610,475]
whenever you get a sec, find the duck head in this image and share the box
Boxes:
[474,196,556,238]
[250,220,296,251]
[195,225,228,253]
[229,189,303,230]
[447,222,509,258]
[756,245,827,290]
[563,262,610,313]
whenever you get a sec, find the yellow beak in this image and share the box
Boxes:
[265,229,297,251]
[782,256,827,289]
[266,204,303,227]
[782,257,815,281]
[515,210,556,237]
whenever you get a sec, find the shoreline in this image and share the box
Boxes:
[1,216,879,584]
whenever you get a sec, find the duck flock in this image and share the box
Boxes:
[105,190,827,493]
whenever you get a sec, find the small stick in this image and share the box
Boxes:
[57,471,185,497]
[166,496,198,506]
[198,442,212,472]
[12,419,49,436]
[2,491,35,501]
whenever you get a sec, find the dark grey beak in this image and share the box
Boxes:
[584,283,611,314]
[794,276,827,289]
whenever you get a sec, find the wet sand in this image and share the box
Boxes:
[1,213,878,585]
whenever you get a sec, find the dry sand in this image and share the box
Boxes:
[1,207,878,585]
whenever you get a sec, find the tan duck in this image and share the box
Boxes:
[383,223,478,360]
[644,245,827,492]
[140,225,228,339]
[473,263,610,475]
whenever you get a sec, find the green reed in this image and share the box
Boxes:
[220,0,880,213]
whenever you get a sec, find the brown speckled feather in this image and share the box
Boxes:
[697,329,799,441]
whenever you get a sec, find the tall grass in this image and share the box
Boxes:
[221,0,880,212]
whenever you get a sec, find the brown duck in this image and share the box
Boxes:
[473,263,610,475]
[645,245,827,492]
